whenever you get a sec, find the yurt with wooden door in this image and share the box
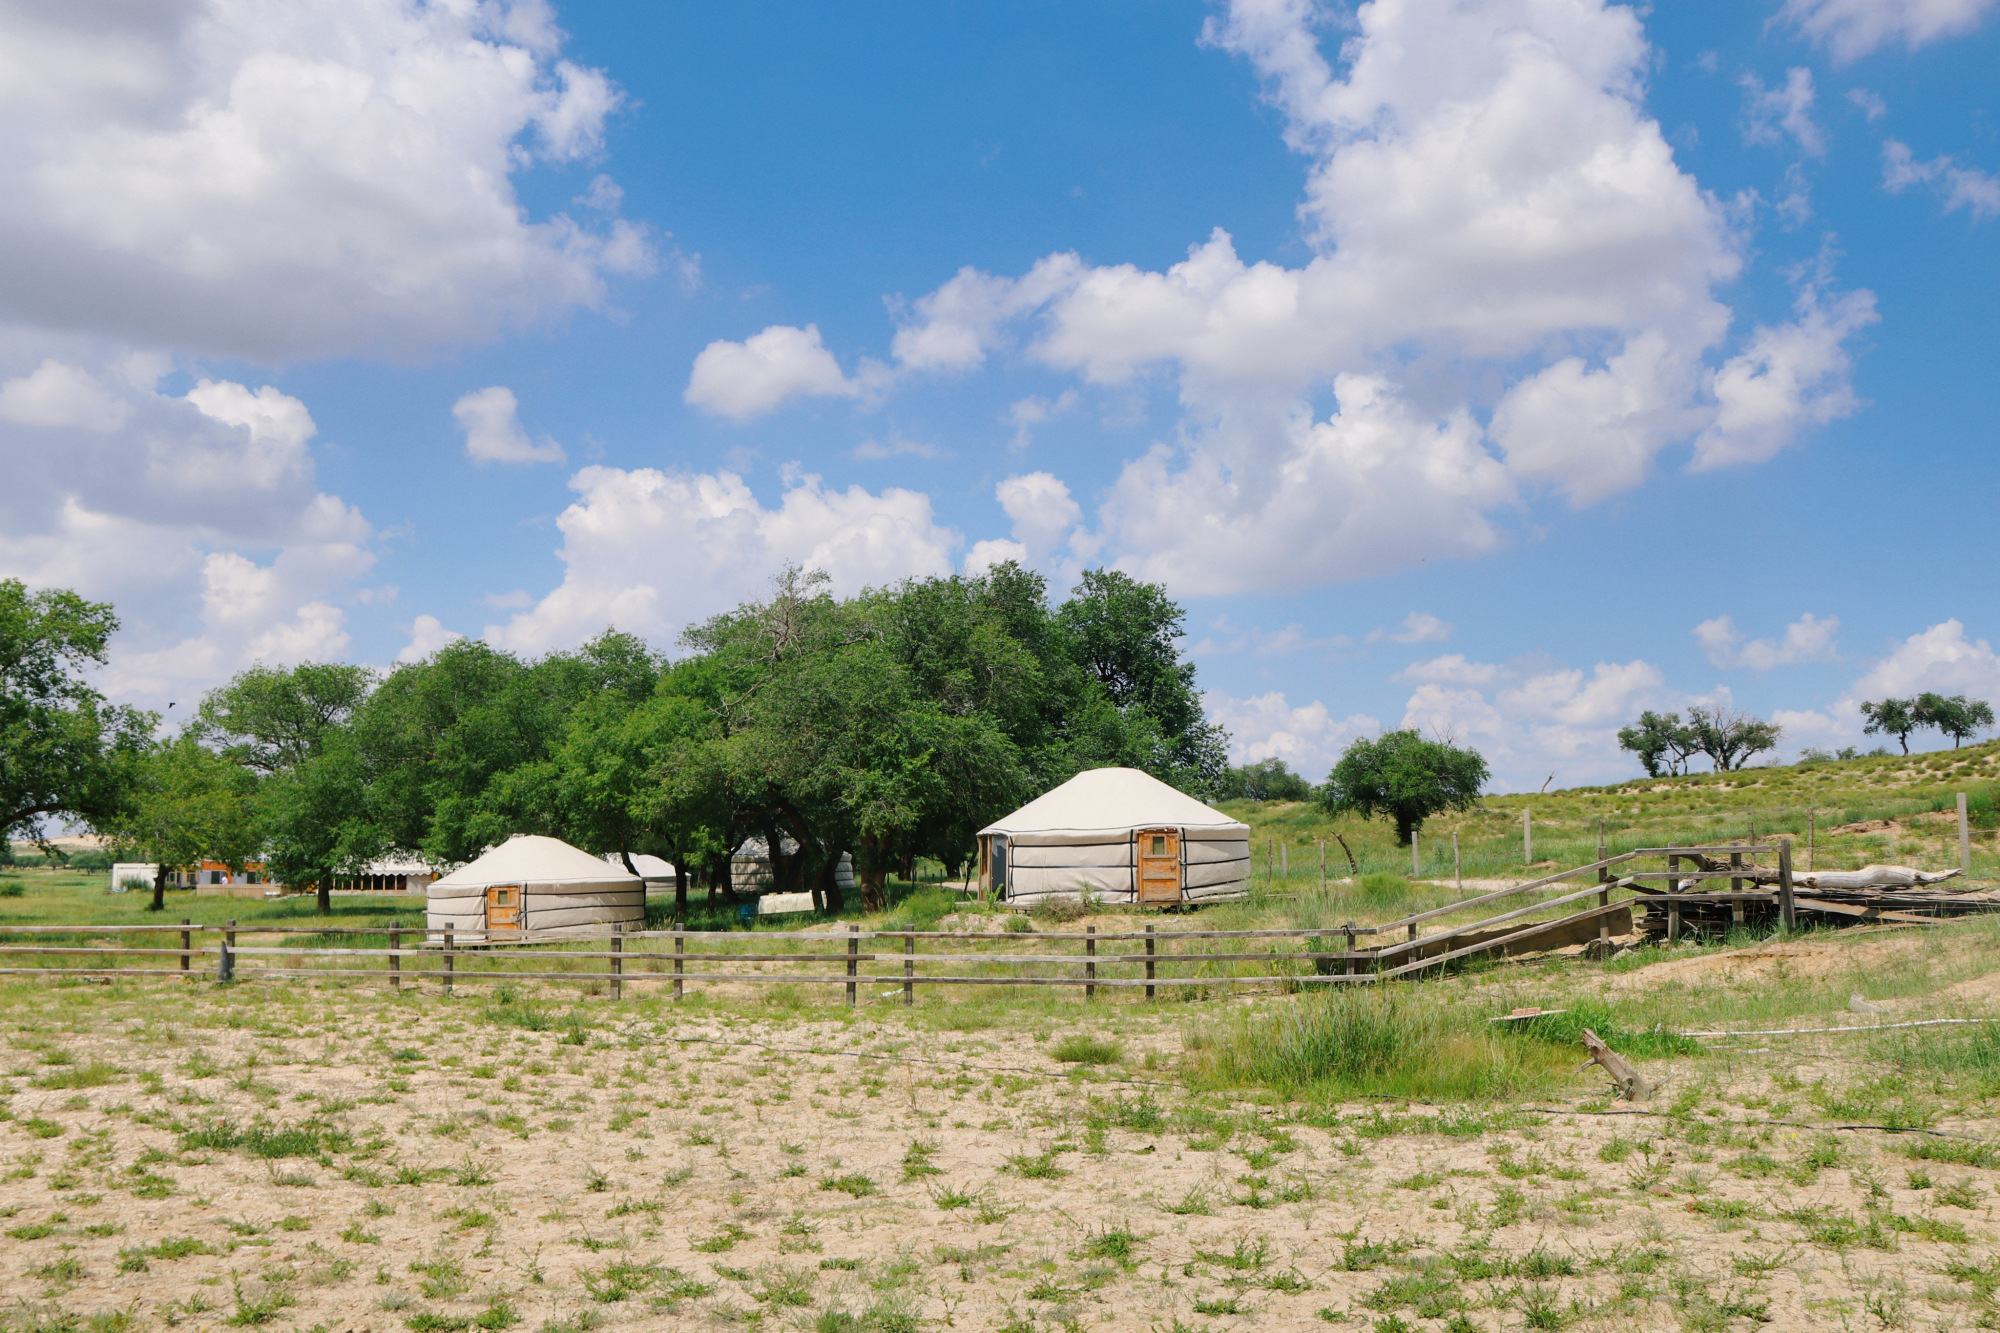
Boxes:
[427,835,642,942]
[976,767,1251,907]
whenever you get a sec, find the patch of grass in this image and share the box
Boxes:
[1898,1136,2000,1169]
[223,1280,297,1327]
[1003,1152,1068,1180]
[819,1173,877,1198]
[900,1141,942,1180]
[32,1062,124,1090]
[690,1223,753,1253]
[1051,1034,1122,1065]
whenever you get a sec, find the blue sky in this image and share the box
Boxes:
[2,0,1996,790]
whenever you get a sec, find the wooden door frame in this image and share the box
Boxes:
[485,883,524,934]
[1134,827,1183,905]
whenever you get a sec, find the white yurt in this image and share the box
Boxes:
[976,767,1251,907]
[427,835,642,942]
[602,853,677,889]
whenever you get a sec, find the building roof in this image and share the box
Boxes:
[978,767,1248,837]
[602,852,677,880]
[432,835,640,890]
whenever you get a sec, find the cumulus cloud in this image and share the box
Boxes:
[1780,0,1999,62]
[1203,690,1378,779]
[1851,620,2000,700]
[0,356,375,707]
[454,386,565,465]
[397,614,464,664]
[1399,655,1667,789]
[488,466,960,653]
[1384,612,1452,645]
[1883,140,2000,221]
[1742,68,1827,156]
[684,325,879,421]
[1693,613,1840,669]
[964,471,1087,576]
[865,0,1871,596]
[0,0,650,361]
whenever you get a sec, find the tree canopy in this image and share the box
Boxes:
[1,580,153,844]
[1215,757,1313,802]
[1915,692,1994,749]
[1317,731,1489,846]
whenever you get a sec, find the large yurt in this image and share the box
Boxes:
[427,835,642,941]
[976,767,1251,907]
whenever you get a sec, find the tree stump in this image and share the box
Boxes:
[1580,1027,1653,1101]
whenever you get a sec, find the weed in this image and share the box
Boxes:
[1165,1187,1212,1216]
[819,1173,877,1198]
[223,1280,297,1327]
[928,1183,977,1209]
[1003,1152,1068,1180]
[1051,1035,1122,1065]
[690,1223,753,1253]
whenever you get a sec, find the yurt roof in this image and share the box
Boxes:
[432,835,640,890]
[979,768,1248,837]
[602,852,676,879]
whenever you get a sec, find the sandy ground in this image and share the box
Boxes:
[2,932,1998,1333]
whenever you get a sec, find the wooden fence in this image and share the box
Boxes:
[0,845,1853,1002]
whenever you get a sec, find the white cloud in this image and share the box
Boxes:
[1883,140,2000,221]
[1850,620,2000,700]
[488,465,959,653]
[1693,284,1878,469]
[1847,88,1889,121]
[1780,0,1999,62]
[1742,68,1827,157]
[0,356,375,709]
[1005,389,1078,450]
[454,386,565,465]
[870,0,1871,597]
[1204,690,1378,779]
[0,0,650,361]
[996,473,1084,561]
[1386,612,1452,645]
[684,324,878,421]
[1398,654,1667,789]
[1693,612,1840,669]
[397,614,463,664]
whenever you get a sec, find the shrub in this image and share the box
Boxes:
[1051,1034,1122,1065]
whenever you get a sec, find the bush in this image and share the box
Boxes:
[1356,873,1413,907]
[1051,1034,1122,1065]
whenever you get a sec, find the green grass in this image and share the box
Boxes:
[1051,1034,1122,1065]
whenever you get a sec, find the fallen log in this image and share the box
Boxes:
[1580,1027,1653,1101]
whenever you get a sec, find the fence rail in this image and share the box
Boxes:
[0,843,1837,1001]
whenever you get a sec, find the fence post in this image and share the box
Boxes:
[610,922,623,1002]
[218,919,236,983]
[1318,840,1326,890]
[1085,926,1096,1000]
[846,923,858,1008]
[903,932,914,1008]
[673,929,684,1002]
[1344,923,1355,977]
[1452,831,1461,893]
[443,924,454,996]
[1144,924,1155,999]
[1281,843,1288,878]
[1523,807,1532,864]
[180,919,191,973]
[1411,834,1418,879]
[1959,792,1972,872]
[1777,839,1796,933]
[1665,849,1680,943]
[1597,820,1607,883]
[1730,849,1745,928]
[1808,811,1816,872]
[389,920,401,993]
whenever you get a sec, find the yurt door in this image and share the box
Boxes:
[485,884,522,935]
[1135,829,1182,904]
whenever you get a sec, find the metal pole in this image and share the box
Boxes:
[1959,792,1972,872]
[610,921,623,1002]
[1144,924,1155,999]
[1523,808,1532,864]
[179,919,191,973]
[443,924,454,996]
[846,922,858,1008]
[1778,839,1797,932]
[673,930,684,1002]
[1084,926,1096,1000]
[903,932,914,1007]
[389,921,401,993]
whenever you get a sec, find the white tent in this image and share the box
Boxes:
[976,767,1250,907]
[428,835,642,941]
[603,852,677,886]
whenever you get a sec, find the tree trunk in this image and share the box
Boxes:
[151,864,167,913]
[317,874,331,915]
[856,834,890,913]
[816,856,843,916]
[674,864,688,920]
[620,848,639,876]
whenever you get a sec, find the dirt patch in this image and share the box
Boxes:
[1601,929,1938,992]
[1824,818,1906,837]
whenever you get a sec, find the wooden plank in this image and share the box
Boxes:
[1378,901,1635,979]
[1398,905,1633,963]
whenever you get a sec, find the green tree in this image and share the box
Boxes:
[195,662,374,773]
[1685,705,1782,772]
[107,734,261,912]
[1615,710,1699,778]
[1216,757,1313,801]
[1317,731,1489,846]
[1915,692,1995,749]
[257,735,388,916]
[1860,697,1921,755]
[2,581,153,843]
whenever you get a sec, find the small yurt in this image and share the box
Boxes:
[977,767,1251,907]
[428,835,642,941]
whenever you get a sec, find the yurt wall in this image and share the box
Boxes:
[426,835,643,941]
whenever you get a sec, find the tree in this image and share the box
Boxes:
[1616,711,1698,778]
[1317,731,1489,846]
[196,662,375,773]
[1915,692,1995,749]
[1860,698,1920,755]
[2,581,153,843]
[1685,705,1782,772]
[107,734,261,911]
[258,736,388,916]
[1216,757,1313,802]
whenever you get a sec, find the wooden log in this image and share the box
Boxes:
[1580,1028,1653,1101]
